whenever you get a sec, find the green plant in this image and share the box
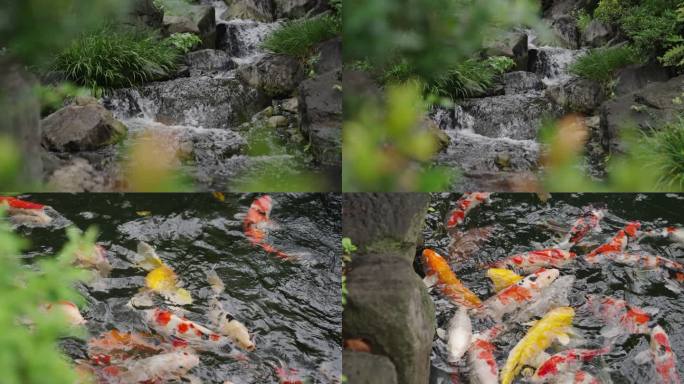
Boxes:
[428,56,515,99]
[262,15,338,59]
[0,219,95,384]
[34,83,91,116]
[570,45,640,83]
[645,117,684,189]
[166,32,202,54]
[53,26,180,91]
[576,9,592,32]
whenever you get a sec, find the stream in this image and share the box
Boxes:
[16,193,342,383]
[422,193,684,384]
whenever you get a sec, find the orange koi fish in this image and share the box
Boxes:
[244,195,290,260]
[493,249,576,273]
[421,249,482,309]
[585,221,641,262]
[445,192,492,229]
[0,196,52,225]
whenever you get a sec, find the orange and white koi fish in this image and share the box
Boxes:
[421,249,482,309]
[207,270,255,351]
[75,244,112,277]
[600,253,684,273]
[0,196,52,225]
[572,371,601,384]
[493,249,576,273]
[102,351,200,383]
[531,347,610,383]
[445,192,492,229]
[558,208,606,249]
[481,268,559,322]
[585,222,641,261]
[42,301,86,326]
[650,325,681,384]
[244,195,290,260]
[88,329,165,365]
[468,325,503,384]
[585,295,650,335]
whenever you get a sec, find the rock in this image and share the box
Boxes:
[344,255,435,384]
[484,31,529,70]
[343,351,398,384]
[614,61,670,97]
[267,115,288,128]
[601,75,684,152]
[342,193,429,258]
[105,76,267,129]
[281,97,299,113]
[542,0,592,19]
[126,0,163,29]
[313,37,341,75]
[41,103,128,152]
[546,77,605,114]
[185,49,235,75]
[225,0,275,22]
[47,158,109,192]
[550,15,580,49]
[504,71,545,94]
[422,118,450,151]
[0,64,43,183]
[217,19,279,58]
[163,5,216,49]
[582,19,614,47]
[237,54,305,97]
[298,69,342,166]
[274,0,329,19]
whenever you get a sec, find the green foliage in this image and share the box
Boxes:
[660,3,684,67]
[427,56,515,100]
[166,32,202,54]
[575,9,592,32]
[645,117,684,189]
[343,82,455,191]
[35,83,91,116]
[53,27,180,91]
[570,45,639,83]
[262,16,338,59]
[342,238,357,254]
[0,220,94,384]
[0,136,22,189]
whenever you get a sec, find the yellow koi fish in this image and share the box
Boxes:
[487,268,523,292]
[501,306,575,384]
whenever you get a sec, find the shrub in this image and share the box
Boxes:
[646,117,684,189]
[427,57,515,99]
[262,15,338,59]
[570,45,640,83]
[53,27,180,91]
[575,9,592,32]
[166,32,202,54]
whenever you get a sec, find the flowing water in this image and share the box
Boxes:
[422,193,684,383]
[16,193,342,383]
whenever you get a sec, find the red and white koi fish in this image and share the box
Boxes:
[572,371,601,384]
[0,196,52,225]
[599,253,684,273]
[643,227,684,247]
[531,347,610,383]
[275,364,303,384]
[445,192,492,229]
[468,325,503,384]
[481,268,559,322]
[650,325,681,384]
[244,195,290,260]
[558,209,606,249]
[585,222,641,262]
[493,249,576,273]
[41,301,86,326]
[585,295,650,335]
[99,351,200,384]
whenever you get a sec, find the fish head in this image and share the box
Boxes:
[625,221,641,237]
[650,326,673,356]
[170,351,200,375]
[533,268,560,287]
[532,354,564,381]
[252,195,273,216]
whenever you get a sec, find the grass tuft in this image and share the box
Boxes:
[262,16,338,59]
[570,45,640,83]
[647,118,684,189]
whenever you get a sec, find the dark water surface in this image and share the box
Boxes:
[17,193,341,383]
[423,193,684,384]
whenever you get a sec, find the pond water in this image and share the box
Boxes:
[422,193,684,384]
[16,193,341,384]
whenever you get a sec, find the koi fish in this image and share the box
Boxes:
[446,306,472,363]
[448,226,493,260]
[585,295,651,335]
[113,351,199,383]
[493,249,576,272]
[275,364,303,384]
[145,264,193,305]
[509,275,575,325]
[88,329,166,366]
[206,270,255,351]
[41,301,86,326]
[136,241,164,271]
[0,196,52,225]
[643,227,684,247]
[487,268,523,292]
[531,347,610,383]
[421,249,482,309]
[244,195,290,260]
[650,325,681,384]
[468,325,502,384]
[74,244,112,277]
[445,192,492,229]
[558,209,606,249]
[585,222,641,262]
[500,306,575,384]
[481,268,559,322]
[600,252,684,273]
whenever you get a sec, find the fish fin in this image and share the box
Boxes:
[136,241,163,270]
[167,288,193,305]
[436,328,446,340]
[556,332,570,345]
[634,349,651,365]
[487,268,522,292]
[423,274,438,289]
[206,268,225,294]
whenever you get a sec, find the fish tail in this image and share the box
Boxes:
[259,243,292,261]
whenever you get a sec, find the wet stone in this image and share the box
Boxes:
[343,351,398,384]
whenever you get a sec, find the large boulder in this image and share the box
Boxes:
[343,351,398,384]
[163,5,216,49]
[41,102,128,152]
[313,37,342,75]
[546,77,605,113]
[344,255,435,384]
[600,75,684,152]
[298,69,342,166]
[184,49,235,75]
[224,0,275,22]
[582,19,615,47]
[127,0,164,29]
[550,15,580,49]
[0,63,43,184]
[274,0,329,19]
[237,54,305,97]
[504,71,545,94]
[614,62,670,97]
[217,20,280,58]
